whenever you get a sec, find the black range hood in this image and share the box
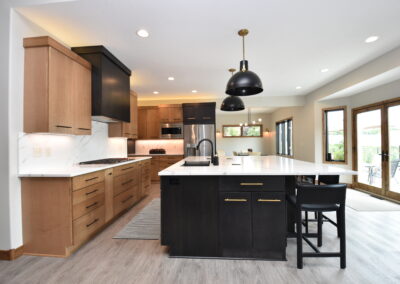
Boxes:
[72,46,131,123]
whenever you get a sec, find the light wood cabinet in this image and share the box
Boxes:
[21,160,151,257]
[143,155,183,182]
[108,91,138,138]
[159,104,183,123]
[24,36,92,135]
[138,106,160,139]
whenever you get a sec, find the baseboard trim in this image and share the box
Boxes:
[0,245,24,261]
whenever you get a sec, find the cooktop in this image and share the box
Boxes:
[79,158,131,165]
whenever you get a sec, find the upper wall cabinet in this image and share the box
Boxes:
[138,106,160,139]
[159,104,183,123]
[182,102,216,125]
[24,36,92,135]
[109,91,138,139]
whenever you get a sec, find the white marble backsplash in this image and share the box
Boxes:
[19,121,127,171]
[135,139,184,155]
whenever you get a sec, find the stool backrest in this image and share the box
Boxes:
[296,183,347,205]
[318,175,339,185]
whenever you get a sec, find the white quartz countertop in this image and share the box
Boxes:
[130,154,184,156]
[19,157,152,178]
[158,156,358,176]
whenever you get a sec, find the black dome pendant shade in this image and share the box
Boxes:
[220,95,245,111]
[225,29,263,96]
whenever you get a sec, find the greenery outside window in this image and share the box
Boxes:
[323,106,347,164]
[276,118,293,156]
[222,125,263,137]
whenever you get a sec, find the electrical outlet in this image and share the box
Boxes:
[33,147,42,157]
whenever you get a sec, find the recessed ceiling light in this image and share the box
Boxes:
[191,90,197,93]
[136,29,149,38]
[168,77,175,81]
[295,86,302,90]
[153,91,159,94]
[321,68,329,73]
[365,36,379,43]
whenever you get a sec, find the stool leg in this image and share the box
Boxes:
[317,212,323,247]
[336,210,341,238]
[296,208,303,269]
[305,211,309,234]
[339,206,346,269]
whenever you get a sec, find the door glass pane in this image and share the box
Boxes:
[326,110,345,161]
[388,105,400,193]
[357,109,382,188]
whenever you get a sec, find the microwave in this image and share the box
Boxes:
[160,123,183,139]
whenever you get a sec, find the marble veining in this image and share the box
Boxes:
[159,156,358,176]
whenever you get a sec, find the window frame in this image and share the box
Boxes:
[275,117,293,157]
[222,124,263,138]
[322,106,347,164]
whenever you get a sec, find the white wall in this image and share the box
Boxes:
[216,113,271,155]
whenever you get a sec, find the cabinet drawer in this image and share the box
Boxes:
[72,182,105,205]
[219,176,285,192]
[113,186,137,216]
[73,191,104,220]
[73,205,105,246]
[114,163,138,177]
[113,171,138,196]
[73,171,104,191]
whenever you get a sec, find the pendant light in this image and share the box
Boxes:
[220,69,245,111]
[226,29,263,96]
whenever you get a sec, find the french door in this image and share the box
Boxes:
[352,98,400,201]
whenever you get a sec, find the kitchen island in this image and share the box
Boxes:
[159,156,357,260]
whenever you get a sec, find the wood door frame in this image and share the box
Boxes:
[352,97,400,200]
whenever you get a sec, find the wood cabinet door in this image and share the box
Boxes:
[48,47,74,134]
[131,92,138,138]
[138,108,147,139]
[122,122,131,138]
[146,108,160,139]
[151,157,160,182]
[170,106,183,123]
[252,192,286,251]
[72,61,92,135]
[159,107,170,123]
[219,192,252,249]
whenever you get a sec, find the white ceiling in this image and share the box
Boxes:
[16,0,400,105]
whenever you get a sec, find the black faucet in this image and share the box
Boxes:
[196,139,218,165]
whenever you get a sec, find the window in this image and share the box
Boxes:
[222,125,263,137]
[276,118,293,156]
[323,106,347,163]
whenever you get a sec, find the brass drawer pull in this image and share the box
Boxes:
[122,195,133,203]
[85,189,98,196]
[86,202,98,209]
[86,218,99,228]
[187,117,196,120]
[85,177,98,182]
[224,198,247,202]
[78,127,90,131]
[55,125,72,129]
[240,182,264,186]
[257,199,281,202]
[122,167,134,171]
[203,116,211,119]
[121,179,133,186]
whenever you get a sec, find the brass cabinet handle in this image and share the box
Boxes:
[85,189,98,195]
[121,166,134,171]
[86,202,98,209]
[187,117,196,120]
[240,182,264,186]
[55,125,72,129]
[121,179,133,186]
[224,198,247,202]
[122,195,133,203]
[78,127,90,131]
[85,177,98,182]
[86,218,99,228]
[257,199,281,202]
[203,116,211,119]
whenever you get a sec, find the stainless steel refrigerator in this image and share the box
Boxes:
[184,124,216,157]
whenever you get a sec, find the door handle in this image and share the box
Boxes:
[240,182,263,186]
[224,198,247,202]
[257,199,281,202]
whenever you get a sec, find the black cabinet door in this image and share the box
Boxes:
[252,192,286,251]
[197,103,215,124]
[182,105,199,124]
[183,103,216,124]
[219,192,252,249]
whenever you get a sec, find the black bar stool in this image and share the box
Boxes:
[289,183,347,269]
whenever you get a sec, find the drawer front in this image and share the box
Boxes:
[219,176,285,192]
[73,192,105,220]
[113,186,137,216]
[73,205,105,246]
[114,163,138,177]
[113,171,138,197]
[142,165,151,176]
[72,182,105,206]
[73,171,105,191]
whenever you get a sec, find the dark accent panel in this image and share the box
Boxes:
[252,192,286,252]
[285,176,296,233]
[219,176,286,192]
[219,192,252,250]
[160,177,180,246]
[182,102,216,124]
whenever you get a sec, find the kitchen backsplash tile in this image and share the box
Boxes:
[135,139,183,155]
[19,121,127,171]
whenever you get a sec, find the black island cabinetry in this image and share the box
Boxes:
[161,175,287,260]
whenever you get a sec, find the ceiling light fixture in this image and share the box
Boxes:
[220,68,245,111]
[365,36,379,43]
[153,91,159,94]
[321,68,329,73]
[136,29,149,38]
[295,86,302,90]
[168,77,175,81]
[192,90,198,93]
[226,29,263,96]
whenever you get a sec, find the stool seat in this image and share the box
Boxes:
[288,195,339,211]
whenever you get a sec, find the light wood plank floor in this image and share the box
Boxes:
[1,184,399,284]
